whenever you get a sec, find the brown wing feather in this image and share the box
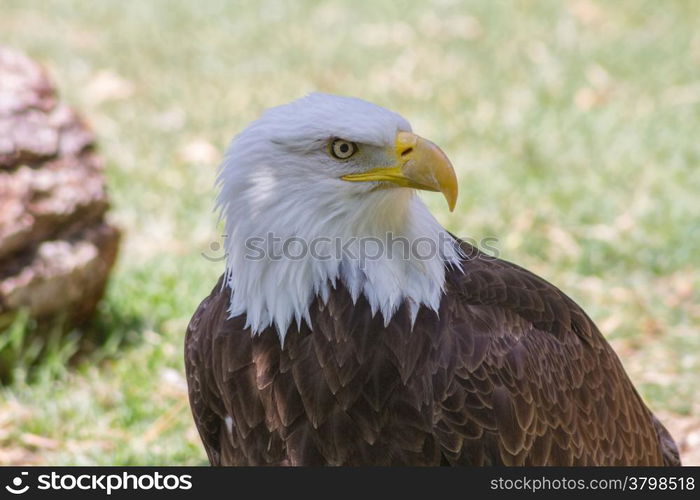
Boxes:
[185,240,680,465]
[435,240,680,465]
[184,276,227,465]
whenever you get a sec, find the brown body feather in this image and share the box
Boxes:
[185,241,680,466]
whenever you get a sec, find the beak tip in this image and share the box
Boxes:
[446,193,457,212]
[443,174,458,213]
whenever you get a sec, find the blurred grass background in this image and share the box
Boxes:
[1,0,698,464]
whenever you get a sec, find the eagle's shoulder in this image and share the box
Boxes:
[434,239,670,465]
[185,276,288,465]
[447,239,600,345]
[184,275,231,465]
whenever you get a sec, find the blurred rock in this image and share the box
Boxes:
[0,46,120,328]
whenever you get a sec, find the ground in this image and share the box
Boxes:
[0,0,698,465]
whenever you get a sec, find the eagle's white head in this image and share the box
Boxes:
[217,93,462,342]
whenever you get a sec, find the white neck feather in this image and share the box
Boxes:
[219,180,460,342]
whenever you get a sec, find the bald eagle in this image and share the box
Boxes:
[185,93,680,466]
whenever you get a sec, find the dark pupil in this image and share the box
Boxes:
[339,143,349,154]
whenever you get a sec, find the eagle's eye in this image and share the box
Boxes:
[330,139,358,160]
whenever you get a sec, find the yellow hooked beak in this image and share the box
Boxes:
[341,131,458,211]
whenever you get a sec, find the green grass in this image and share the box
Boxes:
[1,0,698,464]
